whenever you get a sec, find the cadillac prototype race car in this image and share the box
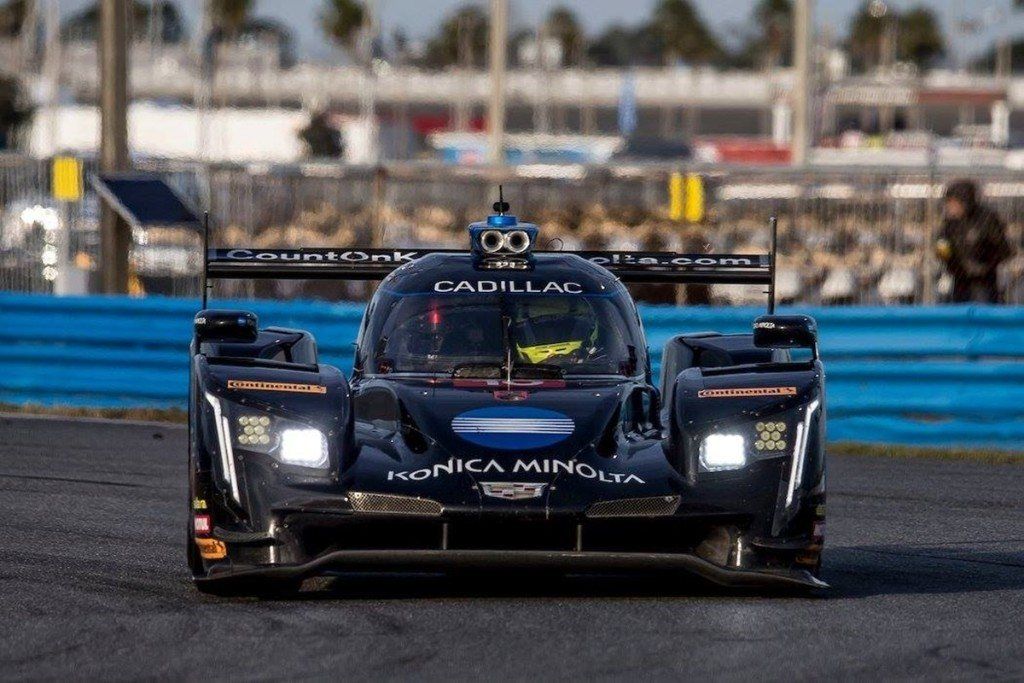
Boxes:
[187,199,827,595]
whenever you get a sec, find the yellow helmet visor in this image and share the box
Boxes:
[516,340,583,364]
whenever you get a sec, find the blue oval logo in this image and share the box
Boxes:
[451,406,574,450]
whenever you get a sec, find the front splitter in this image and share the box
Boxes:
[198,549,828,590]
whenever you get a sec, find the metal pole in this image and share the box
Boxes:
[20,0,38,72]
[535,20,549,135]
[43,0,60,156]
[922,139,938,305]
[99,0,131,294]
[488,0,508,166]
[997,35,1012,80]
[455,14,471,131]
[791,0,813,167]
[195,0,212,161]
[360,0,379,164]
[201,212,210,308]
[768,216,778,314]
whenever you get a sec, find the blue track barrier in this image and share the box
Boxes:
[2,293,1022,449]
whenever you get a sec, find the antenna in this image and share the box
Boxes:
[767,216,778,315]
[201,211,210,309]
[493,185,510,215]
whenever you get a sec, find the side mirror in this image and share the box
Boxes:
[753,315,817,355]
[194,309,258,344]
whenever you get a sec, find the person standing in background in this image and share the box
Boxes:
[936,180,1012,304]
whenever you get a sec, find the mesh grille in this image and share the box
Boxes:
[586,495,681,519]
[347,492,443,517]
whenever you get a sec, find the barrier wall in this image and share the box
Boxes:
[2,293,1022,449]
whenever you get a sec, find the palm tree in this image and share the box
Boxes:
[848,1,945,72]
[319,0,375,161]
[587,23,664,67]
[754,0,793,69]
[544,6,585,67]
[0,74,33,150]
[897,7,945,68]
[210,0,252,37]
[423,6,489,69]
[652,0,723,66]
[58,1,186,43]
[320,0,365,57]
[0,0,28,38]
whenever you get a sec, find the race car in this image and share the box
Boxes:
[187,199,827,595]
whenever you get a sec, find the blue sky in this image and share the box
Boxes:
[58,0,1024,62]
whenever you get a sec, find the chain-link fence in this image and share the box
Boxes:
[3,156,1024,305]
[0,155,78,295]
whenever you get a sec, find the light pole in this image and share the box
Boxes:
[359,0,379,164]
[488,0,508,166]
[99,0,130,294]
[792,0,814,166]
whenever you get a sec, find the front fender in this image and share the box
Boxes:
[664,361,826,539]
[190,355,354,523]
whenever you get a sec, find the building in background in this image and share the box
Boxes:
[0,0,1023,165]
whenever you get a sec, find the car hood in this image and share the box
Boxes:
[344,378,679,512]
[403,381,621,457]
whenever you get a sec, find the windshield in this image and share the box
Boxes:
[358,290,646,377]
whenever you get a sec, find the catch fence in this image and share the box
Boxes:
[3,156,1024,305]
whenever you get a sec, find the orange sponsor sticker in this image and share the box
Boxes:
[195,537,227,560]
[227,380,327,395]
[698,387,797,399]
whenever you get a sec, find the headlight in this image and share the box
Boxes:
[232,410,329,469]
[700,433,747,472]
[236,414,272,447]
[278,428,329,468]
[753,421,788,453]
[698,417,796,473]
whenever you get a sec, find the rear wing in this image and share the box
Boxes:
[202,217,779,312]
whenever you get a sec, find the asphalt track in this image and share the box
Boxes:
[2,414,1024,681]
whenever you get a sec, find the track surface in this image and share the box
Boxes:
[2,414,1023,680]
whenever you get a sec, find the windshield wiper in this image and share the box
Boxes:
[512,364,565,380]
[452,362,505,379]
[451,362,564,380]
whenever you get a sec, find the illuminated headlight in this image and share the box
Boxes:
[232,412,329,469]
[753,421,788,452]
[278,428,329,468]
[236,415,273,447]
[700,433,747,472]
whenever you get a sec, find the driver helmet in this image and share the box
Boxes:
[513,298,598,363]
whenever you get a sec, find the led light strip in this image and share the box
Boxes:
[452,419,574,434]
[786,399,820,507]
[451,419,574,425]
[454,427,574,434]
[204,392,241,503]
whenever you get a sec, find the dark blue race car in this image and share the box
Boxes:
[187,198,827,595]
